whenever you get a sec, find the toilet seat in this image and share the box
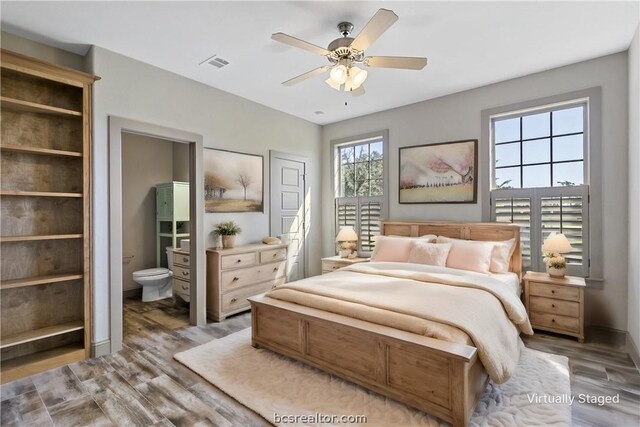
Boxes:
[133,267,170,278]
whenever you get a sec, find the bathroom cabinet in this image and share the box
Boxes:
[172,248,191,302]
[206,243,288,321]
[0,49,99,383]
[156,181,189,267]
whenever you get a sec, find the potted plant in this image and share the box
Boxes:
[214,221,241,249]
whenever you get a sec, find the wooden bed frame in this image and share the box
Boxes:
[249,221,521,427]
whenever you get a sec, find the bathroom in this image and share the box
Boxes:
[121,132,191,324]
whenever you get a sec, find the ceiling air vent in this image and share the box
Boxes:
[199,54,230,69]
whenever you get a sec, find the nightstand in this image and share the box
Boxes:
[523,271,585,342]
[321,255,369,274]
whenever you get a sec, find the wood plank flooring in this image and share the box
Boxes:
[1,297,639,426]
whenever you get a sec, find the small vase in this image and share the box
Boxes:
[546,265,566,278]
[222,235,236,249]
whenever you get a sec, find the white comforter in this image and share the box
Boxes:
[266,262,533,384]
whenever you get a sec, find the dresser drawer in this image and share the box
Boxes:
[530,296,579,317]
[174,253,190,267]
[173,265,191,281]
[529,281,580,301]
[530,311,580,333]
[222,281,274,313]
[173,277,190,302]
[322,260,349,273]
[260,247,287,264]
[220,261,286,292]
[220,252,256,270]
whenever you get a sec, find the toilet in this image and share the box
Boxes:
[133,247,174,302]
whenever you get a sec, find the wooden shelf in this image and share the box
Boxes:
[0,144,82,158]
[0,234,82,243]
[1,344,85,384]
[1,320,84,349]
[0,273,83,290]
[1,96,82,117]
[0,190,83,198]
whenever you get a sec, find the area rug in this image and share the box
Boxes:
[175,329,571,426]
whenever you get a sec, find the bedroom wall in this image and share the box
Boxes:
[628,25,640,357]
[86,46,322,349]
[322,52,629,331]
[0,31,85,71]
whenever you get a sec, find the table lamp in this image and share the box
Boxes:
[542,232,573,278]
[336,226,358,258]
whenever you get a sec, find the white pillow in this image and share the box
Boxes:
[435,236,494,274]
[407,241,451,266]
[436,236,516,273]
[371,235,437,262]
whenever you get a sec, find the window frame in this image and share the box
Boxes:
[331,130,389,256]
[481,88,602,280]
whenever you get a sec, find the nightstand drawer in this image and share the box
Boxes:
[529,281,580,301]
[530,311,580,333]
[260,247,287,264]
[530,296,579,317]
[322,260,348,272]
[221,252,256,269]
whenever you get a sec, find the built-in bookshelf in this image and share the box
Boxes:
[0,49,99,383]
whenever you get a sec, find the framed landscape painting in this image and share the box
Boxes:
[204,148,264,213]
[399,139,478,204]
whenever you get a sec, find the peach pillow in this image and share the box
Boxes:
[436,236,515,273]
[370,236,435,262]
[436,236,494,274]
[407,241,451,266]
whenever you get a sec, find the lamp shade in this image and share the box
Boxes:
[542,233,572,254]
[336,226,358,242]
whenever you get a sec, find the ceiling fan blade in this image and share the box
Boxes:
[351,86,365,97]
[350,9,399,52]
[282,65,331,86]
[364,56,428,70]
[272,32,330,56]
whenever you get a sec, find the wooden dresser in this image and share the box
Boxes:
[523,271,585,342]
[172,248,191,302]
[206,243,288,321]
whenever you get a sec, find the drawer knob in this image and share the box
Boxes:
[332,266,338,269]
[273,253,277,257]
[231,297,238,303]
[182,271,188,276]
[551,290,555,294]
[552,304,555,308]
[182,285,188,290]
[272,285,277,289]
[551,318,555,323]
[273,267,278,272]
[237,259,242,263]
[232,277,239,281]
[182,257,188,262]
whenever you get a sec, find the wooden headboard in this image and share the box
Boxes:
[381,221,522,278]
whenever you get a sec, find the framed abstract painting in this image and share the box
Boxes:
[204,148,264,213]
[399,139,478,204]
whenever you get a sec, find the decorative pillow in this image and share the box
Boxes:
[419,234,438,242]
[370,236,413,262]
[436,236,516,273]
[435,236,494,274]
[407,241,451,266]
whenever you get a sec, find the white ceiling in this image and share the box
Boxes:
[1,1,638,125]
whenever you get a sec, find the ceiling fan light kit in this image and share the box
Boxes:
[272,8,427,96]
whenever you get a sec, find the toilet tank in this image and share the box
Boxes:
[166,246,174,270]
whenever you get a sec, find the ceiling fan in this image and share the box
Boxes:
[272,8,427,96]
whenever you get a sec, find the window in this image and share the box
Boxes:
[490,101,590,276]
[333,132,388,255]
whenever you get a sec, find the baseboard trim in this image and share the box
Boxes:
[123,288,142,298]
[585,325,627,346]
[92,339,111,357]
[627,332,640,370]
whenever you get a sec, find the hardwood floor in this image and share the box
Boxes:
[2,297,639,426]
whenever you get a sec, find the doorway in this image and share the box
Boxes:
[109,117,205,354]
[270,151,308,281]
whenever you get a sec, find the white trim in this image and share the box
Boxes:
[91,339,111,357]
[108,117,205,354]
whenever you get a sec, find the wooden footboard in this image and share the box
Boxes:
[249,294,489,427]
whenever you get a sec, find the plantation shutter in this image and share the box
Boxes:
[491,185,589,276]
[335,196,383,255]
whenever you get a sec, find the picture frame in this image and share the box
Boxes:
[204,148,264,213]
[399,139,478,204]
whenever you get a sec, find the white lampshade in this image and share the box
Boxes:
[542,232,572,254]
[325,77,341,91]
[336,226,358,242]
[329,64,348,85]
[349,66,368,89]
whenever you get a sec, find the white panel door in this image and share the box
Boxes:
[270,151,307,281]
